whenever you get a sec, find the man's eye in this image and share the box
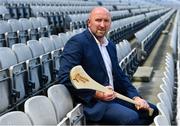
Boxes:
[96,19,101,22]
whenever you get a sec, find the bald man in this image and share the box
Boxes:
[58,7,158,125]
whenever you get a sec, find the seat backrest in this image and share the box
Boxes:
[19,18,33,30]
[19,18,39,40]
[116,44,121,62]
[47,84,73,122]
[50,35,64,50]
[8,19,23,32]
[39,37,55,53]
[27,40,45,57]
[0,20,12,34]
[154,115,170,126]
[58,33,69,46]
[157,91,172,119]
[29,17,41,29]
[12,43,33,62]
[37,17,49,27]
[157,102,171,124]
[0,47,17,69]
[24,95,58,125]
[9,19,28,44]
[0,68,11,114]
[0,111,32,125]
[0,5,11,20]
[36,17,50,37]
[0,47,17,114]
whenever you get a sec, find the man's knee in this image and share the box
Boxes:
[99,108,140,125]
[118,111,139,125]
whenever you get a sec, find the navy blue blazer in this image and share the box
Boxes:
[58,29,139,121]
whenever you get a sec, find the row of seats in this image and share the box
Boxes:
[135,9,175,61]
[0,17,50,47]
[154,11,180,125]
[0,84,85,125]
[116,40,139,79]
[0,28,84,116]
[174,10,180,125]
[108,9,169,43]
[176,60,180,125]
[0,4,30,19]
[65,6,165,32]
[0,0,99,6]
[154,53,177,125]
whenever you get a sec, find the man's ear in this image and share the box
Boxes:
[87,19,90,27]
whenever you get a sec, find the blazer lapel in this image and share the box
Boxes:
[84,30,108,75]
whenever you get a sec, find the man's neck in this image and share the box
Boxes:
[96,37,104,45]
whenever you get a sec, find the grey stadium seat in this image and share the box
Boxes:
[27,40,52,88]
[0,47,17,114]
[0,21,13,47]
[19,18,38,40]
[24,95,58,125]
[0,111,32,125]
[47,84,73,122]
[48,84,85,125]
[8,19,28,44]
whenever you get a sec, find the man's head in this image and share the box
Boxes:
[87,7,111,40]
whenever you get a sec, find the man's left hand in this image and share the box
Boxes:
[133,97,150,110]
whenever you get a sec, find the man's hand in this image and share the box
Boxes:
[94,86,116,101]
[133,97,150,110]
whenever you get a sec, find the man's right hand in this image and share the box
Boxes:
[94,86,116,101]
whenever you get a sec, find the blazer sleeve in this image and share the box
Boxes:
[58,38,96,104]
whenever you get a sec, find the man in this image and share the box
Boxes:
[58,7,158,125]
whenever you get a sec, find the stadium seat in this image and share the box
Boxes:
[24,95,58,125]
[157,102,171,124]
[154,115,170,126]
[116,44,122,62]
[0,20,14,47]
[19,18,38,40]
[8,19,28,44]
[6,1,18,19]
[0,111,32,125]
[0,5,11,20]
[0,47,28,113]
[50,35,64,50]
[30,17,49,38]
[37,17,51,36]
[47,84,85,125]
[39,37,55,53]
[12,43,39,95]
[0,47,17,114]
[58,33,69,46]
[47,84,73,122]
[12,43,32,62]
[39,37,61,80]
[27,40,52,88]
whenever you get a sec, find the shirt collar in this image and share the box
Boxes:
[88,28,109,47]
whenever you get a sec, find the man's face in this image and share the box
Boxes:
[88,8,111,39]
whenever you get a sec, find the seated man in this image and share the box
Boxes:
[58,6,158,125]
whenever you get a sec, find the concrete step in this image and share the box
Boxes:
[132,66,153,82]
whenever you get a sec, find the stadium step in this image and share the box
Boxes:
[132,66,153,82]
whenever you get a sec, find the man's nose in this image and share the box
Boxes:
[100,21,105,27]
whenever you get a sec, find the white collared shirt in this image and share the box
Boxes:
[89,29,114,89]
